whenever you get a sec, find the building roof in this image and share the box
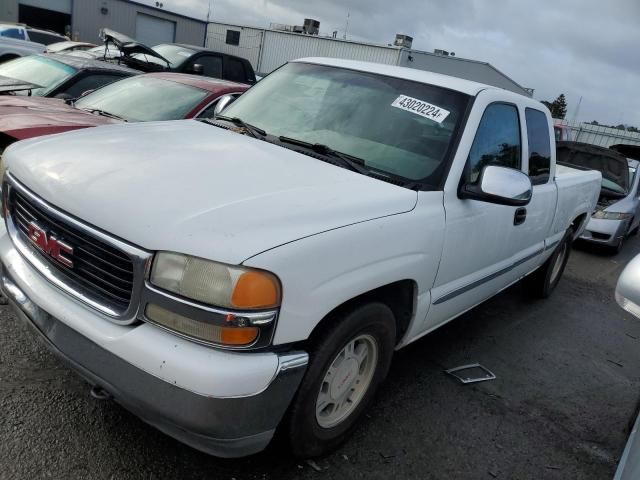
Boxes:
[295,57,499,96]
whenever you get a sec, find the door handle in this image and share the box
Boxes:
[514,207,527,225]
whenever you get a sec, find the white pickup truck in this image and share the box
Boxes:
[0,58,601,458]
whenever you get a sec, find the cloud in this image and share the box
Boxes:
[159,0,640,125]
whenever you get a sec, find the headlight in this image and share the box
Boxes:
[150,252,281,310]
[592,211,632,220]
[146,252,281,348]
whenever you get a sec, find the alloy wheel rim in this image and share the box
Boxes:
[315,334,379,429]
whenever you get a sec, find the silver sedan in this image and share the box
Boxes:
[580,159,640,252]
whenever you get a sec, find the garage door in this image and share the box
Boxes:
[135,13,176,46]
[19,0,71,14]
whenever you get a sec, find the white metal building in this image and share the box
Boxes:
[0,0,206,46]
[206,22,532,97]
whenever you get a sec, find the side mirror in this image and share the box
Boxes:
[189,63,204,75]
[460,165,532,206]
[616,254,640,319]
[213,94,236,117]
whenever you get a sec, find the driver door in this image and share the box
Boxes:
[424,93,527,330]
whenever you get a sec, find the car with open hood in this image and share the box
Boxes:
[84,29,257,85]
[0,72,248,152]
[558,141,640,252]
[0,53,137,99]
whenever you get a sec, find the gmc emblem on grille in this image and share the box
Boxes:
[27,222,74,268]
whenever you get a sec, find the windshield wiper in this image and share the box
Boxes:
[216,115,266,139]
[80,108,127,121]
[278,136,371,175]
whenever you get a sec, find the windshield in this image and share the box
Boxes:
[75,75,209,122]
[0,55,76,96]
[222,62,469,185]
[148,44,196,67]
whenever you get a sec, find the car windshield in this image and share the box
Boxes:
[222,62,469,185]
[75,75,209,122]
[148,44,196,67]
[0,55,76,96]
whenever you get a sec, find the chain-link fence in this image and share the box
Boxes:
[554,119,640,148]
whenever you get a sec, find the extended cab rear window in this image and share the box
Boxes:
[526,108,551,185]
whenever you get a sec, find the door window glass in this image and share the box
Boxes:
[0,27,26,40]
[525,108,551,185]
[223,57,246,83]
[194,55,222,78]
[465,103,521,184]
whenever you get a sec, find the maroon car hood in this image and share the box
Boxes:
[0,96,120,140]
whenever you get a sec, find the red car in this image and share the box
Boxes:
[0,72,248,150]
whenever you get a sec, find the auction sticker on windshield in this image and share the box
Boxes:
[391,95,450,123]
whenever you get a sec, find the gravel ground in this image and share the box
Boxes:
[2,236,640,480]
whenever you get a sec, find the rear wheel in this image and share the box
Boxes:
[286,302,396,458]
[526,229,572,298]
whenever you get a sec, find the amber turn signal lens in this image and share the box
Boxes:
[145,304,259,346]
[220,326,259,345]
[231,271,281,309]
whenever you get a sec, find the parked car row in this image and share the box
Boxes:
[0,27,255,152]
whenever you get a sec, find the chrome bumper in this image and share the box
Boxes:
[1,264,308,458]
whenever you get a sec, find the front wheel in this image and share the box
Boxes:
[526,229,572,298]
[286,302,396,458]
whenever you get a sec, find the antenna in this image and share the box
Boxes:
[573,95,583,123]
[207,0,213,22]
[344,11,350,40]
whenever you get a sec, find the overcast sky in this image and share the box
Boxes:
[144,0,639,126]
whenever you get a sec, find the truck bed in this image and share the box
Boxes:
[554,164,602,238]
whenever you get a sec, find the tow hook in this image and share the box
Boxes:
[90,385,112,401]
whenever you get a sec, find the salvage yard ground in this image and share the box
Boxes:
[2,238,640,480]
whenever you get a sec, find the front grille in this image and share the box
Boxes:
[10,188,134,312]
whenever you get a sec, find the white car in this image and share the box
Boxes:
[0,58,601,458]
[0,24,67,62]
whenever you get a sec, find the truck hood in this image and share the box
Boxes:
[5,120,417,264]
[0,96,117,140]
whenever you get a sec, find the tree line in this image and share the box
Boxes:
[541,94,638,132]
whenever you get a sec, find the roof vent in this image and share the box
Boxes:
[394,34,413,48]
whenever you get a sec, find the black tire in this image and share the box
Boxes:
[607,236,625,255]
[286,302,396,458]
[526,229,572,298]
